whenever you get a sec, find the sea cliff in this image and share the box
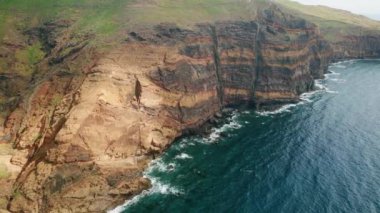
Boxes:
[0,1,379,212]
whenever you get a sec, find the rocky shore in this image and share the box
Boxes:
[0,2,379,212]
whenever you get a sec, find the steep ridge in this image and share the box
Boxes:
[0,1,379,212]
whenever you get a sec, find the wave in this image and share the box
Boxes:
[331,61,345,66]
[315,79,327,90]
[203,110,242,143]
[299,93,314,103]
[329,78,346,83]
[325,70,341,79]
[176,139,196,150]
[148,159,177,173]
[109,158,183,213]
[174,153,193,160]
[109,176,182,213]
[256,103,298,116]
[331,59,357,66]
[325,71,345,84]
[326,89,339,94]
[333,64,346,69]
[149,159,170,172]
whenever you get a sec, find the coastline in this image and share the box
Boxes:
[3,4,379,209]
[108,59,365,212]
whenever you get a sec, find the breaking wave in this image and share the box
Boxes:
[174,153,193,160]
[109,158,183,213]
[203,110,242,143]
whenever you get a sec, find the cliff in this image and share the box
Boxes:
[0,0,379,212]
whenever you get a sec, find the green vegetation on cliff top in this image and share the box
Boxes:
[14,42,45,76]
[1,0,379,42]
[0,0,132,39]
[0,0,269,41]
[275,0,380,41]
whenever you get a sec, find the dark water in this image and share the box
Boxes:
[113,60,380,213]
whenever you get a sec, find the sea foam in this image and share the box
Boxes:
[174,153,193,160]
[203,110,242,143]
[108,176,182,213]
[109,158,183,213]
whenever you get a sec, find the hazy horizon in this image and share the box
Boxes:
[292,0,380,20]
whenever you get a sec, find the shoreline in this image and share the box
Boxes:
[108,58,365,212]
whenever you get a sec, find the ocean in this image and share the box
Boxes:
[112,60,380,213]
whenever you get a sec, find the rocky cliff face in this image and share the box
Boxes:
[0,3,378,213]
[331,34,380,60]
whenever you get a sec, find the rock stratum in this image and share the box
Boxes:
[0,1,379,212]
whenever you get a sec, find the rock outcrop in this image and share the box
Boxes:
[0,2,378,213]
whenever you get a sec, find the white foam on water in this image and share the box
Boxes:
[150,159,169,172]
[333,64,346,69]
[315,79,327,90]
[174,153,193,160]
[109,176,182,213]
[175,138,198,150]
[175,138,196,150]
[331,60,351,66]
[178,142,187,149]
[326,89,339,94]
[203,111,242,143]
[331,61,344,65]
[325,70,341,79]
[148,159,177,173]
[256,103,298,116]
[329,78,346,83]
[300,89,322,103]
[109,158,183,213]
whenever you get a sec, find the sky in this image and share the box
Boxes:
[292,0,380,20]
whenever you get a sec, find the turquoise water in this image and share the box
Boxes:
[114,60,380,213]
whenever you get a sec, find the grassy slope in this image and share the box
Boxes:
[123,0,260,27]
[1,0,380,43]
[0,0,134,39]
[0,0,379,81]
[0,0,268,74]
[0,0,275,38]
[275,0,380,41]
[0,0,133,100]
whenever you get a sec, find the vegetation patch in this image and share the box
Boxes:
[14,42,45,77]
[0,0,134,43]
[51,94,63,107]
